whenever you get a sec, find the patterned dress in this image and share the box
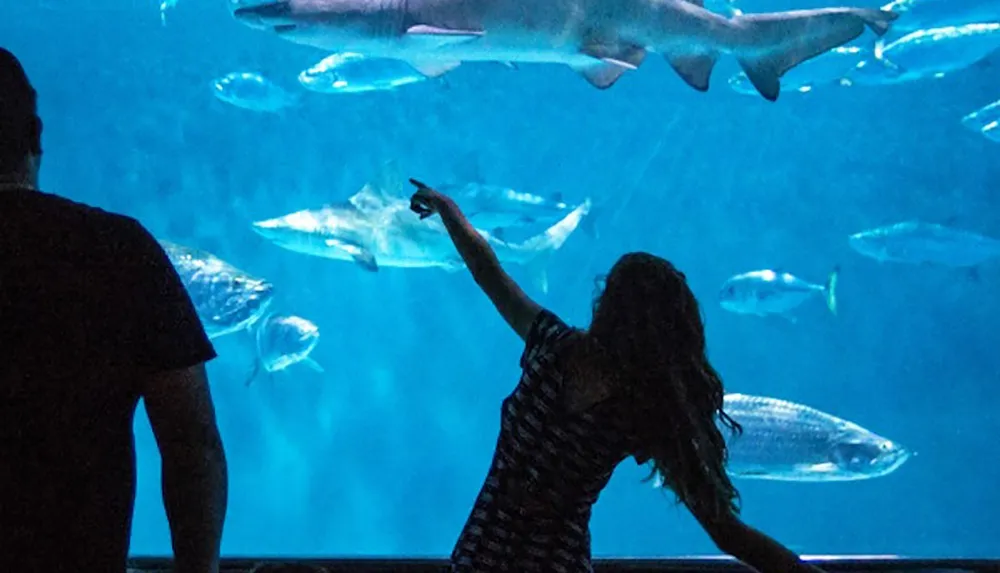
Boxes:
[451,310,636,573]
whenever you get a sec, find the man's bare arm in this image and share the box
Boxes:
[141,363,228,573]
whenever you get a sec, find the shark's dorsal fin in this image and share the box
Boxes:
[349,160,407,211]
[686,0,705,6]
[349,184,392,211]
[371,159,407,198]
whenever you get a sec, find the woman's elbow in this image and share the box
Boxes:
[704,513,745,554]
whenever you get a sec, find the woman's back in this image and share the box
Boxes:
[451,310,635,573]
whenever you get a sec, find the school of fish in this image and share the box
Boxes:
[135,0,1000,486]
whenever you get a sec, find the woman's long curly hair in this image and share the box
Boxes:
[587,252,743,520]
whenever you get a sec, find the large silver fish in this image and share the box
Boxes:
[848,221,1000,267]
[251,184,589,291]
[718,267,838,317]
[246,314,323,386]
[848,23,1000,85]
[232,0,897,101]
[160,240,275,339]
[882,0,1000,34]
[722,393,911,482]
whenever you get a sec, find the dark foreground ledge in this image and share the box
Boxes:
[126,557,999,573]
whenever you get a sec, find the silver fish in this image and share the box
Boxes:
[849,221,1000,267]
[160,240,275,339]
[246,314,323,386]
[961,99,1000,144]
[719,268,838,317]
[721,393,911,482]
[211,72,300,113]
[849,23,1000,85]
[251,183,589,292]
[298,52,430,93]
[436,181,598,239]
[232,0,896,101]
[881,0,1000,34]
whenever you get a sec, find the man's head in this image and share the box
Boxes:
[0,47,42,182]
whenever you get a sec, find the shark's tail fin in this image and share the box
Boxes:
[511,198,592,294]
[730,8,897,101]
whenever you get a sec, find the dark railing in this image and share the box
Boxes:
[125,557,1000,573]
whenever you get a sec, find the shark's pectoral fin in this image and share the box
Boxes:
[408,60,462,78]
[302,358,325,373]
[405,24,484,48]
[352,250,378,272]
[665,52,719,92]
[571,61,628,89]
[582,43,647,70]
[324,238,379,272]
[572,44,645,89]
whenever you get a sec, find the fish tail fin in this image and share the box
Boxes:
[581,201,600,239]
[731,8,897,101]
[824,266,840,316]
[519,198,592,253]
[372,159,408,198]
[510,199,592,294]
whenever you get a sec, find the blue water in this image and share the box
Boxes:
[3,0,1000,561]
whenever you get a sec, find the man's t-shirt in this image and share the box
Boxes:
[0,187,218,571]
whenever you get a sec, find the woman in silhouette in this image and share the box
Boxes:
[409,179,826,573]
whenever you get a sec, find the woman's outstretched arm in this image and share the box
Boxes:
[409,179,541,341]
[693,509,827,573]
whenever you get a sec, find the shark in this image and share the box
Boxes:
[232,0,897,101]
[250,183,591,292]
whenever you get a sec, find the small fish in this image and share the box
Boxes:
[211,72,300,113]
[881,0,1000,34]
[246,314,323,386]
[298,52,430,94]
[251,182,590,293]
[728,45,865,95]
[721,393,911,482]
[849,221,1000,267]
[848,23,1000,85]
[160,240,275,339]
[719,267,839,318]
[961,99,1000,144]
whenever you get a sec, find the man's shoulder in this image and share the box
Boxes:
[42,191,142,230]
[31,190,155,250]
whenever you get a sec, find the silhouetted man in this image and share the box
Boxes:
[0,48,228,573]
